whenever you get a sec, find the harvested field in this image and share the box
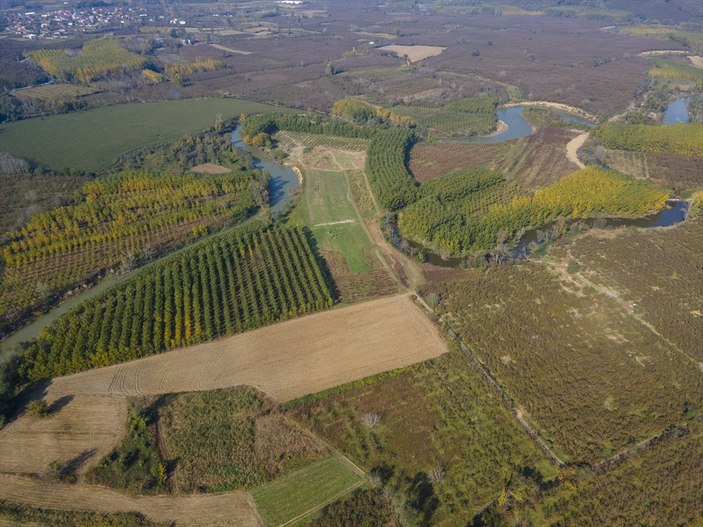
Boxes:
[377,45,445,63]
[189,162,230,174]
[0,394,127,476]
[0,474,261,527]
[45,294,447,402]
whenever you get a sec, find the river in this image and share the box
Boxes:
[231,126,298,212]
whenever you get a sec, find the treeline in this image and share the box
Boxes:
[0,93,87,123]
[0,167,266,333]
[398,167,668,254]
[27,38,147,84]
[164,58,225,78]
[365,128,418,211]
[19,224,334,381]
[240,112,375,147]
[592,122,703,157]
[331,97,414,127]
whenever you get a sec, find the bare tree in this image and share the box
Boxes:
[360,413,381,429]
[428,465,445,486]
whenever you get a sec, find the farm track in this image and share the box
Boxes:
[0,474,262,527]
[566,132,589,169]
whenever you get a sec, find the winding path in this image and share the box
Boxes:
[566,132,589,169]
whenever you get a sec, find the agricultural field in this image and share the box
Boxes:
[592,146,703,191]
[408,141,515,182]
[397,167,668,256]
[252,455,363,527]
[281,133,397,302]
[648,57,703,80]
[42,294,447,402]
[275,131,368,151]
[10,84,100,101]
[0,474,261,527]
[377,45,446,63]
[27,39,148,84]
[287,348,553,524]
[592,122,703,157]
[503,127,583,188]
[0,98,289,171]
[0,169,267,335]
[0,394,128,476]
[392,97,497,137]
[19,225,333,380]
[621,25,703,49]
[0,154,89,234]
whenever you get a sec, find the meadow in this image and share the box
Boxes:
[252,455,364,527]
[0,98,288,171]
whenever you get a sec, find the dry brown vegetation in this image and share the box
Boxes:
[432,219,703,462]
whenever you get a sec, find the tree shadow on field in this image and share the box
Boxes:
[48,394,74,414]
[301,226,340,302]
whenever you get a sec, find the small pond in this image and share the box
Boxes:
[664,97,691,124]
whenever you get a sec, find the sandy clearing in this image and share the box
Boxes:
[638,50,688,57]
[378,45,445,63]
[0,394,128,476]
[45,294,447,403]
[0,474,262,526]
[190,162,231,174]
[503,101,598,123]
[210,43,253,55]
[689,55,703,69]
[566,132,589,169]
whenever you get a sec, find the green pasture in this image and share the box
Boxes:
[251,455,363,527]
[0,98,290,171]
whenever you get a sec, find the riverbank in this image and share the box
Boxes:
[504,101,598,123]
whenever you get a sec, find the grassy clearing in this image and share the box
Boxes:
[158,387,328,493]
[648,57,703,80]
[0,98,290,171]
[252,455,363,527]
[276,131,368,151]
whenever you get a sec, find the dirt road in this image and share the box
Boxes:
[566,132,589,169]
